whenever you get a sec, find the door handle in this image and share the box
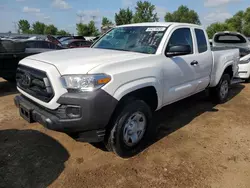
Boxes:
[190,60,199,66]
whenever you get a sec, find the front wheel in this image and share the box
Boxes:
[105,99,152,158]
[209,74,230,104]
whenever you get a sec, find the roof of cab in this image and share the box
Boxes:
[117,22,202,28]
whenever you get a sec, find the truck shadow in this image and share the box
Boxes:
[92,84,245,156]
[0,79,18,97]
[0,129,69,188]
[145,84,245,151]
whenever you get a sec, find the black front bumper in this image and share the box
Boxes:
[14,90,118,143]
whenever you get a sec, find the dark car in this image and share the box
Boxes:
[61,39,93,48]
[24,40,65,50]
[0,40,64,82]
[56,35,71,40]
[59,36,86,43]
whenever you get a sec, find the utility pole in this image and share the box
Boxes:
[13,21,18,33]
[77,12,84,24]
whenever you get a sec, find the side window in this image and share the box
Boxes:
[25,41,36,48]
[69,42,77,47]
[167,28,193,54]
[49,42,57,49]
[41,41,50,49]
[195,29,208,53]
[75,42,81,47]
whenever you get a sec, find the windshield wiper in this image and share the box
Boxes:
[93,47,150,54]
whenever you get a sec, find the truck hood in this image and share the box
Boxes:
[26,48,152,75]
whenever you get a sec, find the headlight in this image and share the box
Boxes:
[61,74,111,92]
[239,59,250,64]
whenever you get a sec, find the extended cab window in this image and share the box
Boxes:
[167,28,193,54]
[195,29,208,53]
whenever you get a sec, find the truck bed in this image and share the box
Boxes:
[211,46,250,58]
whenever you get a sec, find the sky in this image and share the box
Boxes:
[0,0,249,34]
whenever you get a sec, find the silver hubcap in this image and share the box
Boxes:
[123,112,147,147]
[220,80,228,99]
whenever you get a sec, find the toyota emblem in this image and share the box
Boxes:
[21,73,31,87]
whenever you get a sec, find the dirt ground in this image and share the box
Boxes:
[0,78,250,188]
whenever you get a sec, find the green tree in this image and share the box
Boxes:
[243,24,250,36]
[133,1,159,23]
[115,8,133,25]
[88,21,99,36]
[243,8,250,36]
[206,23,233,39]
[207,7,250,37]
[76,21,99,36]
[56,30,70,35]
[225,11,244,33]
[102,17,113,27]
[18,20,31,34]
[44,24,58,35]
[76,23,89,36]
[164,5,200,25]
[32,21,46,34]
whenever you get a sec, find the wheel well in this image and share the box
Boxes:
[223,65,233,79]
[119,86,158,111]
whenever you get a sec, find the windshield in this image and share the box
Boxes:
[61,39,72,46]
[92,26,167,54]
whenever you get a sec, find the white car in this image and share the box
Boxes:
[14,22,239,158]
[237,52,250,81]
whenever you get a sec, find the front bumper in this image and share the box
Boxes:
[14,90,118,142]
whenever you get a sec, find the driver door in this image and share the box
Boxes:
[162,27,199,104]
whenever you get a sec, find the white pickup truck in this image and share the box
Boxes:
[14,22,239,158]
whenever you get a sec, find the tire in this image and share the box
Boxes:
[245,76,250,83]
[104,98,153,158]
[209,74,230,104]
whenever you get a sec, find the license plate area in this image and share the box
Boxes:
[19,103,34,123]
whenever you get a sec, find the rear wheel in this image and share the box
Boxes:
[209,74,230,104]
[104,98,152,158]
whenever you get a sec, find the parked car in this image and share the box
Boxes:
[61,39,93,48]
[56,35,71,40]
[212,31,250,81]
[14,22,239,158]
[59,36,86,43]
[59,36,73,43]
[24,40,65,50]
[0,39,63,82]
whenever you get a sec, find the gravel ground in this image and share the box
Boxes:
[0,78,250,188]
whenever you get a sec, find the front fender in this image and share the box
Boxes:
[112,77,163,110]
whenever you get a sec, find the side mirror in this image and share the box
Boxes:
[166,45,191,57]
